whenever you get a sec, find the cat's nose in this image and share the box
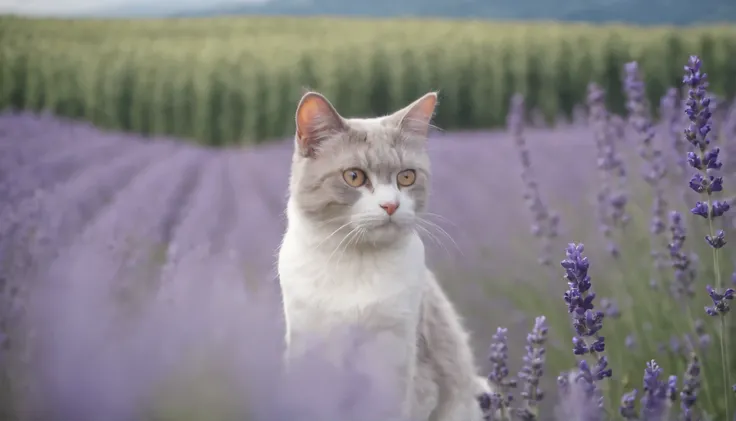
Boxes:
[379,201,399,216]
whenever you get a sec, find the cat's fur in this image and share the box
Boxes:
[277,91,491,421]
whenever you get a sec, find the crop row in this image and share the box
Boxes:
[1,16,736,145]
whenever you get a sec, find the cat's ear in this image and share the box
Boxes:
[388,92,438,139]
[295,92,346,157]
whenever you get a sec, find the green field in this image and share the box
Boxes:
[2,16,736,145]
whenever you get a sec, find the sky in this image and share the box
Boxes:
[0,0,265,16]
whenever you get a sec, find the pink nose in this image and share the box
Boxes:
[379,202,399,216]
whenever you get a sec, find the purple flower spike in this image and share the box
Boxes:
[620,389,639,419]
[661,88,688,174]
[588,83,628,256]
[517,316,548,419]
[625,61,669,285]
[487,327,516,413]
[558,243,611,421]
[488,327,513,386]
[668,211,696,298]
[556,369,604,421]
[561,244,607,357]
[680,353,701,421]
[641,360,668,421]
[508,94,558,267]
[666,375,678,402]
[682,56,730,253]
[704,285,734,316]
[683,56,712,152]
[477,392,501,420]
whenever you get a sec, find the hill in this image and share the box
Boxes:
[169,0,736,25]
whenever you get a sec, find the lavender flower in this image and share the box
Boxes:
[683,57,713,149]
[691,201,730,220]
[680,353,702,421]
[587,83,628,256]
[508,94,558,266]
[683,56,730,238]
[575,359,607,417]
[620,389,639,419]
[661,87,688,174]
[478,392,502,421]
[684,57,733,413]
[487,327,516,413]
[668,211,695,299]
[560,243,610,419]
[667,375,678,403]
[624,62,668,288]
[704,285,734,316]
[562,243,605,356]
[555,369,604,421]
[640,360,668,421]
[517,316,548,420]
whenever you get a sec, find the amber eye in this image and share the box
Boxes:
[397,169,416,187]
[342,168,367,187]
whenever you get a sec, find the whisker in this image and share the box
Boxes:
[315,220,355,250]
[415,224,451,257]
[417,217,462,256]
[421,212,457,227]
[325,225,362,267]
[335,227,364,268]
[312,211,379,229]
[313,213,383,249]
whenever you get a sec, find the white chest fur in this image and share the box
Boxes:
[277,206,427,364]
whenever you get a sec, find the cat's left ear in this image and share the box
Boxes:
[388,92,438,140]
[295,92,347,157]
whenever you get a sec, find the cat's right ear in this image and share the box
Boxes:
[295,92,346,157]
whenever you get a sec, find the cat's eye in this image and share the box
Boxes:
[342,168,367,187]
[397,169,416,187]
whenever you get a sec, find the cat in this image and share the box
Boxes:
[277,91,492,421]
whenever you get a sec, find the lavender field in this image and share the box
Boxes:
[1,68,736,420]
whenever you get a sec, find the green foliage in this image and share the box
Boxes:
[368,48,394,118]
[1,16,736,145]
[554,40,575,121]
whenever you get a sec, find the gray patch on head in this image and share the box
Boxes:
[289,117,431,225]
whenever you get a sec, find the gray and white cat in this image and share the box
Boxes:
[277,91,491,421]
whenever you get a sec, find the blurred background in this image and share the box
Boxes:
[1,1,736,420]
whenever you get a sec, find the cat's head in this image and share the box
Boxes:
[288,91,437,246]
